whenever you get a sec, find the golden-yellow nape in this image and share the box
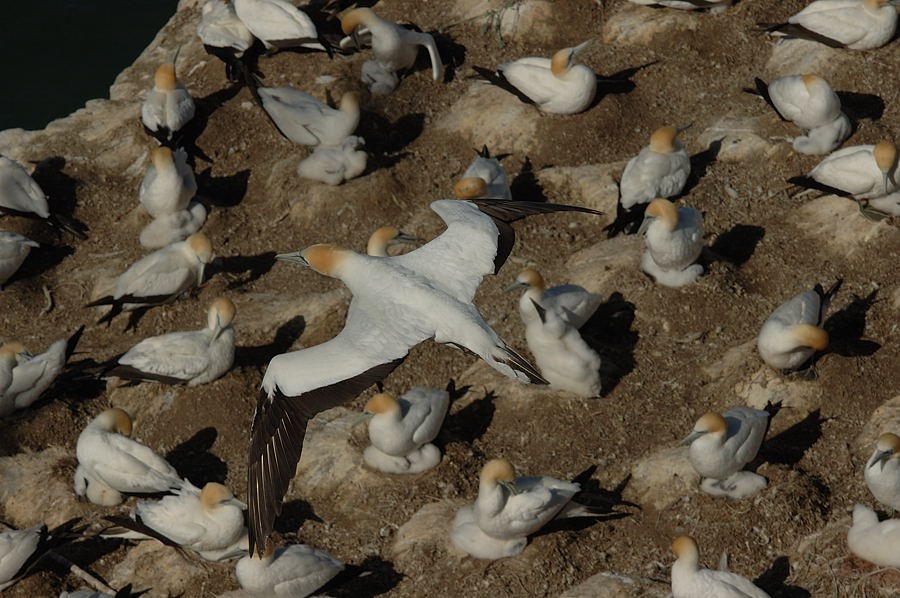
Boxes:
[517,267,544,290]
[188,233,214,263]
[154,63,177,91]
[200,482,234,507]
[876,432,900,453]
[646,198,679,229]
[340,7,375,35]
[365,392,398,414]
[649,126,679,153]
[300,243,345,274]
[481,458,516,483]
[873,140,898,173]
[671,534,697,557]
[791,323,828,351]
[210,297,236,327]
[695,411,727,434]
[453,177,487,199]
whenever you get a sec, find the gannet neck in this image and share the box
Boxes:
[649,126,678,153]
[791,323,829,351]
[365,392,400,416]
[150,147,174,171]
[671,535,700,570]
[873,141,898,174]
[367,227,398,256]
[208,297,236,330]
[200,482,235,509]
[154,63,178,91]
[646,198,679,231]
[480,458,515,487]
[91,408,134,436]
[341,7,375,34]
[340,92,360,116]
[300,244,349,277]
[187,233,214,264]
[696,412,727,437]
[454,177,488,200]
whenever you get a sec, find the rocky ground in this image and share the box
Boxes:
[1,0,900,596]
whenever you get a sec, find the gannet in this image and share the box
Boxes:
[139,147,197,218]
[865,432,900,512]
[296,136,368,186]
[671,535,771,597]
[0,231,38,287]
[0,344,19,414]
[340,8,444,93]
[0,156,86,239]
[757,280,840,371]
[628,0,732,12]
[619,127,691,212]
[74,408,183,506]
[763,0,899,51]
[865,189,900,217]
[682,407,771,498]
[363,388,449,474]
[506,268,602,330]
[474,40,596,115]
[366,226,417,257]
[233,0,324,51]
[255,87,360,147]
[789,141,899,200]
[450,459,601,559]
[247,198,602,554]
[85,232,214,325]
[197,0,255,81]
[105,298,236,386]
[640,198,704,288]
[0,520,81,591]
[453,147,511,201]
[847,503,900,567]
[139,201,208,249]
[236,542,343,597]
[141,62,196,146]
[1,327,82,415]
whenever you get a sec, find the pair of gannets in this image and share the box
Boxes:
[105,298,236,386]
[0,328,81,417]
[629,0,732,12]
[0,520,81,591]
[640,198,704,287]
[763,0,899,51]
[451,459,602,559]
[234,0,324,52]
[364,387,450,474]
[682,406,772,498]
[508,268,603,397]
[453,147,512,201]
[757,280,840,371]
[0,231,38,287]
[619,127,691,214]
[847,503,900,568]
[139,147,205,249]
[476,40,596,115]
[247,197,601,554]
[865,432,900,512]
[197,0,254,81]
[235,542,343,597]
[0,156,86,239]
[751,75,851,155]
[671,535,771,597]
[75,408,182,506]
[141,62,195,146]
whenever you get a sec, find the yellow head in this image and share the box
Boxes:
[200,482,237,508]
[208,297,236,330]
[150,146,173,171]
[341,8,376,35]
[93,408,134,436]
[649,126,679,153]
[550,39,592,77]
[671,535,699,560]
[517,268,545,291]
[790,324,829,351]
[154,63,177,92]
[645,198,679,230]
[876,432,900,454]
[187,233,214,264]
[302,244,345,275]
[453,177,488,200]
[694,412,727,435]
[340,91,360,114]
[873,140,898,174]
[365,392,399,414]
[0,341,27,361]
[480,458,516,485]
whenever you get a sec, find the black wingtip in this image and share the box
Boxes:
[529,298,547,325]
[65,325,86,361]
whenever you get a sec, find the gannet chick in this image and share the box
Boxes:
[476,40,596,115]
[506,268,602,330]
[640,198,704,288]
[2,327,82,415]
[757,280,840,371]
[105,298,236,386]
[0,157,86,239]
[619,127,691,213]
[0,231,38,287]
[139,147,197,218]
[865,432,900,512]
[248,198,602,554]
[451,459,601,559]
[366,226,417,257]
[671,535,771,597]
[847,503,900,567]
[75,408,182,506]
[141,62,195,146]
[197,0,255,81]
[363,389,449,474]
[340,8,444,93]
[296,136,368,186]
[85,232,214,325]
[682,407,771,498]
[453,147,511,201]
[256,87,360,147]
[628,0,732,12]
[236,542,343,597]
[763,0,898,50]
[233,0,324,51]
[789,141,899,200]
[139,201,208,249]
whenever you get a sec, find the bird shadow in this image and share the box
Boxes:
[579,292,638,396]
[234,315,306,368]
[165,427,228,486]
[440,390,497,448]
[213,251,277,290]
[591,61,657,108]
[709,224,765,268]
[42,535,126,588]
[29,156,90,239]
[823,289,881,358]
[754,556,812,598]
[195,168,250,208]
[357,112,424,170]
[327,555,404,598]
[6,242,74,286]
[274,498,323,534]
[533,469,635,538]
[759,409,826,467]
[509,156,551,203]
[682,138,722,196]
[174,82,245,164]
[836,91,885,122]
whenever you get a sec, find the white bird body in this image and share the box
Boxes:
[75,409,182,504]
[296,136,367,186]
[257,88,360,147]
[0,348,17,416]
[757,281,836,370]
[629,0,732,11]
[141,64,195,142]
[5,338,67,411]
[671,536,771,598]
[767,74,842,130]
[793,112,852,155]
[781,0,898,50]
[866,189,900,216]
[0,231,37,286]
[364,388,449,474]
[233,0,321,50]
[140,201,207,249]
[0,157,49,218]
[684,407,770,482]
[236,543,343,598]
[864,433,900,511]
[641,199,704,287]
[847,503,900,567]
[139,147,196,218]
[804,142,899,199]
[0,524,43,590]
[198,0,254,56]
[619,127,691,210]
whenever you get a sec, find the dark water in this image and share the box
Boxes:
[0,1,178,131]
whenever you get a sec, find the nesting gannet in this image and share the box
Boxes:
[366,226,417,257]
[0,520,81,591]
[757,280,840,371]
[0,157,86,239]
[1,327,82,415]
[141,62,195,146]
[363,388,449,474]
[454,147,511,201]
[789,141,899,200]
[865,432,900,512]
[628,0,732,12]
[763,0,899,51]
[85,232,214,325]
[847,503,900,567]
[507,268,602,330]
[139,202,208,249]
[296,136,368,186]
[233,0,324,51]
[340,8,444,93]
[640,198,704,287]
[75,408,183,506]
[671,535,771,597]
[198,0,255,81]
[139,147,197,218]
[0,345,19,414]
[619,127,691,213]
[255,87,360,147]
[450,459,600,559]
[475,40,596,115]
[236,542,343,597]
[247,198,602,554]
[105,298,235,386]
[682,407,771,498]
[0,231,38,287]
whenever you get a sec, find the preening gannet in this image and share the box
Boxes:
[139,147,197,218]
[640,198,704,287]
[671,535,771,597]
[255,87,360,147]
[141,62,196,146]
[233,0,324,51]
[763,0,899,51]
[789,141,899,200]
[247,198,602,554]
[507,268,602,330]
[619,126,691,212]
[865,432,900,512]
[453,146,511,201]
[235,542,344,597]
[0,231,38,287]
[847,503,900,567]
[0,327,82,416]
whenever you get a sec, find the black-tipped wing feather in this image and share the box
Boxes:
[471,66,537,106]
[760,22,846,48]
